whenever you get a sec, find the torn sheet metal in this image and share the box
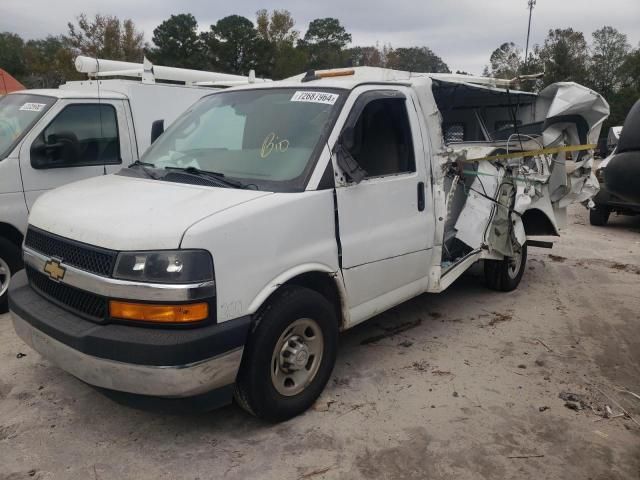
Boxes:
[332,70,609,260]
[435,81,608,258]
[453,161,503,250]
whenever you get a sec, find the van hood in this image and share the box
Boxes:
[28,174,272,250]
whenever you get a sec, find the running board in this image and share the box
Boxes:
[433,250,482,292]
[527,240,553,249]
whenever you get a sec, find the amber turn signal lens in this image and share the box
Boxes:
[109,301,209,323]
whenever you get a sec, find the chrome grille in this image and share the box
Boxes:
[25,266,107,321]
[24,227,116,277]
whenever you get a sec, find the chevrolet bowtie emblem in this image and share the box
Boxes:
[44,259,66,281]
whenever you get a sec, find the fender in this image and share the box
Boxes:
[246,263,349,325]
[522,194,561,237]
[0,193,29,243]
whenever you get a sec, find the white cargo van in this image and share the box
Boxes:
[9,68,608,421]
[0,57,265,311]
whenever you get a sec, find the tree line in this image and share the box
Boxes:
[1,10,639,129]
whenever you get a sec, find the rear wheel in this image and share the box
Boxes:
[484,243,528,292]
[589,205,610,226]
[234,286,338,422]
[0,238,23,314]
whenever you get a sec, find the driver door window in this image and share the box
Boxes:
[31,104,120,169]
[348,98,415,178]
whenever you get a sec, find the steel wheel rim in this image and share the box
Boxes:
[0,257,10,298]
[271,318,324,397]
[507,248,523,279]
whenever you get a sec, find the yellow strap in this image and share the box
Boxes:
[463,144,596,163]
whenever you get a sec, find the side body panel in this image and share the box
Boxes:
[124,83,212,154]
[1,130,30,237]
[0,192,29,236]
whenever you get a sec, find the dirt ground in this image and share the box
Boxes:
[1,204,639,480]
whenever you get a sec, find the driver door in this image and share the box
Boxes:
[333,86,434,324]
[19,99,133,209]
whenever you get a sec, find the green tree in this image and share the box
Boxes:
[0,32,26,77]
[386,47,450,73]
[205,15,263,75]
[149,13,206,69]
[271,43,307,79]
[346,45,384,67]
[487,42,523,79]
[255,9,305,79]
[538,28,589,86]
[619,47,640,91]
[590,26,630,97]
[605,47,640,130]
[66,13,144,61]
[121,20,145,62]
[299,18,352,69]
[22,36,80,88]
[256,9,298,45]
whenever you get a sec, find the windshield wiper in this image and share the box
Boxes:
[164,166,248,189]
[128,160,160,179]
[129,160,156,168]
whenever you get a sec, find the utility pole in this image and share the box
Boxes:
[524,0,536,69]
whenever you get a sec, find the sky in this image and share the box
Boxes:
[1,0,639,75]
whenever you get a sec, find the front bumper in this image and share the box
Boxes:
[9,271,250,398]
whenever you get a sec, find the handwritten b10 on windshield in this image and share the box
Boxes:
[261,132,290,158]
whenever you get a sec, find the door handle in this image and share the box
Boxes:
[417,182,425,211]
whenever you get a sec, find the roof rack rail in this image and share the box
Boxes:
[74,56,270,86]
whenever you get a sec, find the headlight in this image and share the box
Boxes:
[114,250,213,284]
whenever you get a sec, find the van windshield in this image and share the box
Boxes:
[0,94,56,160]
[141,88,343,191]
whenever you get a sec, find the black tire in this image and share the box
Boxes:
[589,205,610,226]
[234,286,339,422]
[484,243,527,292]
[0,237,23,314]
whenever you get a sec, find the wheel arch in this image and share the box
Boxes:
[521,208,559,237]
[0,222,25,249]
[247,265,349,330]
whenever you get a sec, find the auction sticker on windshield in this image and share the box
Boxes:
[291,91,339,105]
[19,103,47,112]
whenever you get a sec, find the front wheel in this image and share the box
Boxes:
[484,243,527,292]
[0,238,23,314]
[234,286,338,422]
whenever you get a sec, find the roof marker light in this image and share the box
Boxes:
[302,69,355,83]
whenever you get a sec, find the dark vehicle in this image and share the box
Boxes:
[591,100,640,225]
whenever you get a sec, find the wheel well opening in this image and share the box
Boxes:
[284,272,345,329]
[521,209,559,236]
[0,223,24,248]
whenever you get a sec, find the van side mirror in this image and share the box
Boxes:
[31,132,81,169]
[334,127,366,184]
[150,119,164,144]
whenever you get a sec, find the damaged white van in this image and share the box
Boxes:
[9,68,608,421]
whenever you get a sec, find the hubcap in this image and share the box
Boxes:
[507,248,523,279]
[0,257,10,298]
[271,318,324,397]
